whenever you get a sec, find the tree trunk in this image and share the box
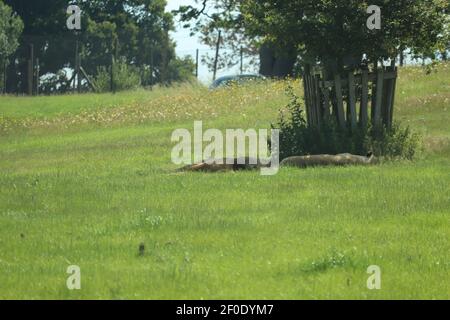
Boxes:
[259,44,275,77]
[259,43,296,78]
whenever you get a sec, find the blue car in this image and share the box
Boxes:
[209,74,266,89]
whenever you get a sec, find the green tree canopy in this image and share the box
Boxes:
[0,1,23,66]
[241,0,448,73]
[80,0,177,84]
[176,0,448,76]
[4,0,194,93]
[175,0,258,74]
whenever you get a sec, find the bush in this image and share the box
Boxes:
[273,85,420,161]
[94,60,141,92]
[167,56,196,84]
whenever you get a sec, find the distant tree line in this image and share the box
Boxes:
[0,0,196,94]
[0,0,23,92]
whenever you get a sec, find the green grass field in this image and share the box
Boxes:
[0,64,449,299]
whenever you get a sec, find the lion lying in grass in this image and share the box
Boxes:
[177,157,265,172]
[280,152,377,168]
[178,153,377,172]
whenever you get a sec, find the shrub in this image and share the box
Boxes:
[167,56,196,84]
[94,59,141,92]
[272,85,420,161]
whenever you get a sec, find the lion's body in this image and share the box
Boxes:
[280,153,377,168]
[177,157,267,172]
[177,153,377,172]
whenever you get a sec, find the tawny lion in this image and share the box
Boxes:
[177,153,377,172]
[280,152,377,168]
[177,157,266,172]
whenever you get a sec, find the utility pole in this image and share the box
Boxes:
[35,58,40,95]
[195,49,199,79]
[75,40,78,92]
[2,59,6,94]
[75,39,82,93]
[110,53,115,93]
[27,44,34,96]
[240,47,244,74]
[213,30,221,81]
[110,37,116,93]
[150,46,154,88]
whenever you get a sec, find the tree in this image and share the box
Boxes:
[241,0,448,75]
[4,0,194,93]
[437,3,450,60]
[0,1,23,91]
[0,1,23,62]
[79,0,178,85]
[167,56,196,83]
[175,0,260,76]
[179,1,447,77]
[4,0,73,92]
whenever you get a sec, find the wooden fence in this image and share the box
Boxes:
[303,66,398,129]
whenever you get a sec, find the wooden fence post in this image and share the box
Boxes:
[79,66,97,92]
[322,85,331,118]
[303,64,397,131]
[373,68,384,127]
[313,75,319,126]
[314,75,322,127]
[348,72,357,130]
[303,70,312,127]
[334,74,346,129]
[308,74,316,127]
[389,67,398,127]
[360,70,369,127]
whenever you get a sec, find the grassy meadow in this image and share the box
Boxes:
[0,64,449,299]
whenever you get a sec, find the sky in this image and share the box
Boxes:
[166,0,257,83]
